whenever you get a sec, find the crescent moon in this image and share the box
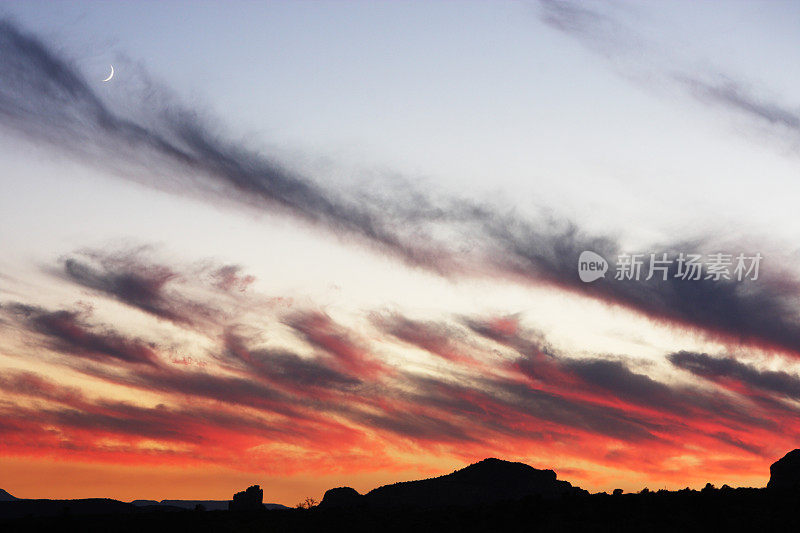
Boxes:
[102,64,114,82]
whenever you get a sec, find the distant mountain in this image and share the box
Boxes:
[131,499,288,511]
[0,498,132,520]
[321,457,586,508]
[0,489,16,501]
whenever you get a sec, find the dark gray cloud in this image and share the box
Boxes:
[465,320,778,444]
[710,431,764,456]
[411,371,662,443]
[58,251,221,327]
[0,19,443,270]
[221,330,363,391]
[128,370,305,420]
[248,349,362,390]
[484,225,800,353]
[560,357,775,435]
[678,76,800,133]
[209,265,255,293]
[5,303,161,367]
[537,0,628,52]
[353,408,478,443]
[669,350,800,401]
[283,311,385,376]
[563,358,692,414]
[0,370,82,405]
[372,313,471,362]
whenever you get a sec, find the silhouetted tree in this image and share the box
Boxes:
[295,497,318,509]
[612,488,623,496]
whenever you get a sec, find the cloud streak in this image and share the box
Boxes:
[537,0,800,144]
[0,19,446,270]
[669,350,800,402]
[6,303,161,367]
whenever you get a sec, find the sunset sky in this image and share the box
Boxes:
[2,1,800,505]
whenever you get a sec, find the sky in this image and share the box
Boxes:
[1,0,800,505]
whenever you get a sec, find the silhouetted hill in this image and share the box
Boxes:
[131,499,288,511]
[320,487,362,508]
[321,457,586,508]
[131,499,160,506]
[0,489,16,502]
[768,449,800,490]
[0,498,133,520]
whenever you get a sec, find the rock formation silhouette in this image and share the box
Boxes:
[319,487,363,508]
[767,449,800,490]
[0,489,16,502]
[229,485,264,511]
[321,457,585,508]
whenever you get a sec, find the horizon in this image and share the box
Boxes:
[1,452,788,505]
[2,1,800,506]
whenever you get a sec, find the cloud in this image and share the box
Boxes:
[669,350,800,401]
[0,370,84,405]
[0,333,393,473]
[563,358,695,415]
[58,250,217,327]
[4,303,161,367]
[678,76,800,134]
[372,312,475,364]
[467,319,780,447]
[536,1,800,144]
[0,19,446,271]
[220,330,364,393]
[482,223,800,354]
[209,265,256,293]
[0,369,335,463]
[284,311,386,377]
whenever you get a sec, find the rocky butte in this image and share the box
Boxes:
[320,457,586,508]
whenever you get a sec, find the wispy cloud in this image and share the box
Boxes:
[537,0,800,144]
[3,19,800,357]
[5,303,161,367]
[373,312,477,364]
[670,350,800,401]
[0,19,445,270]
